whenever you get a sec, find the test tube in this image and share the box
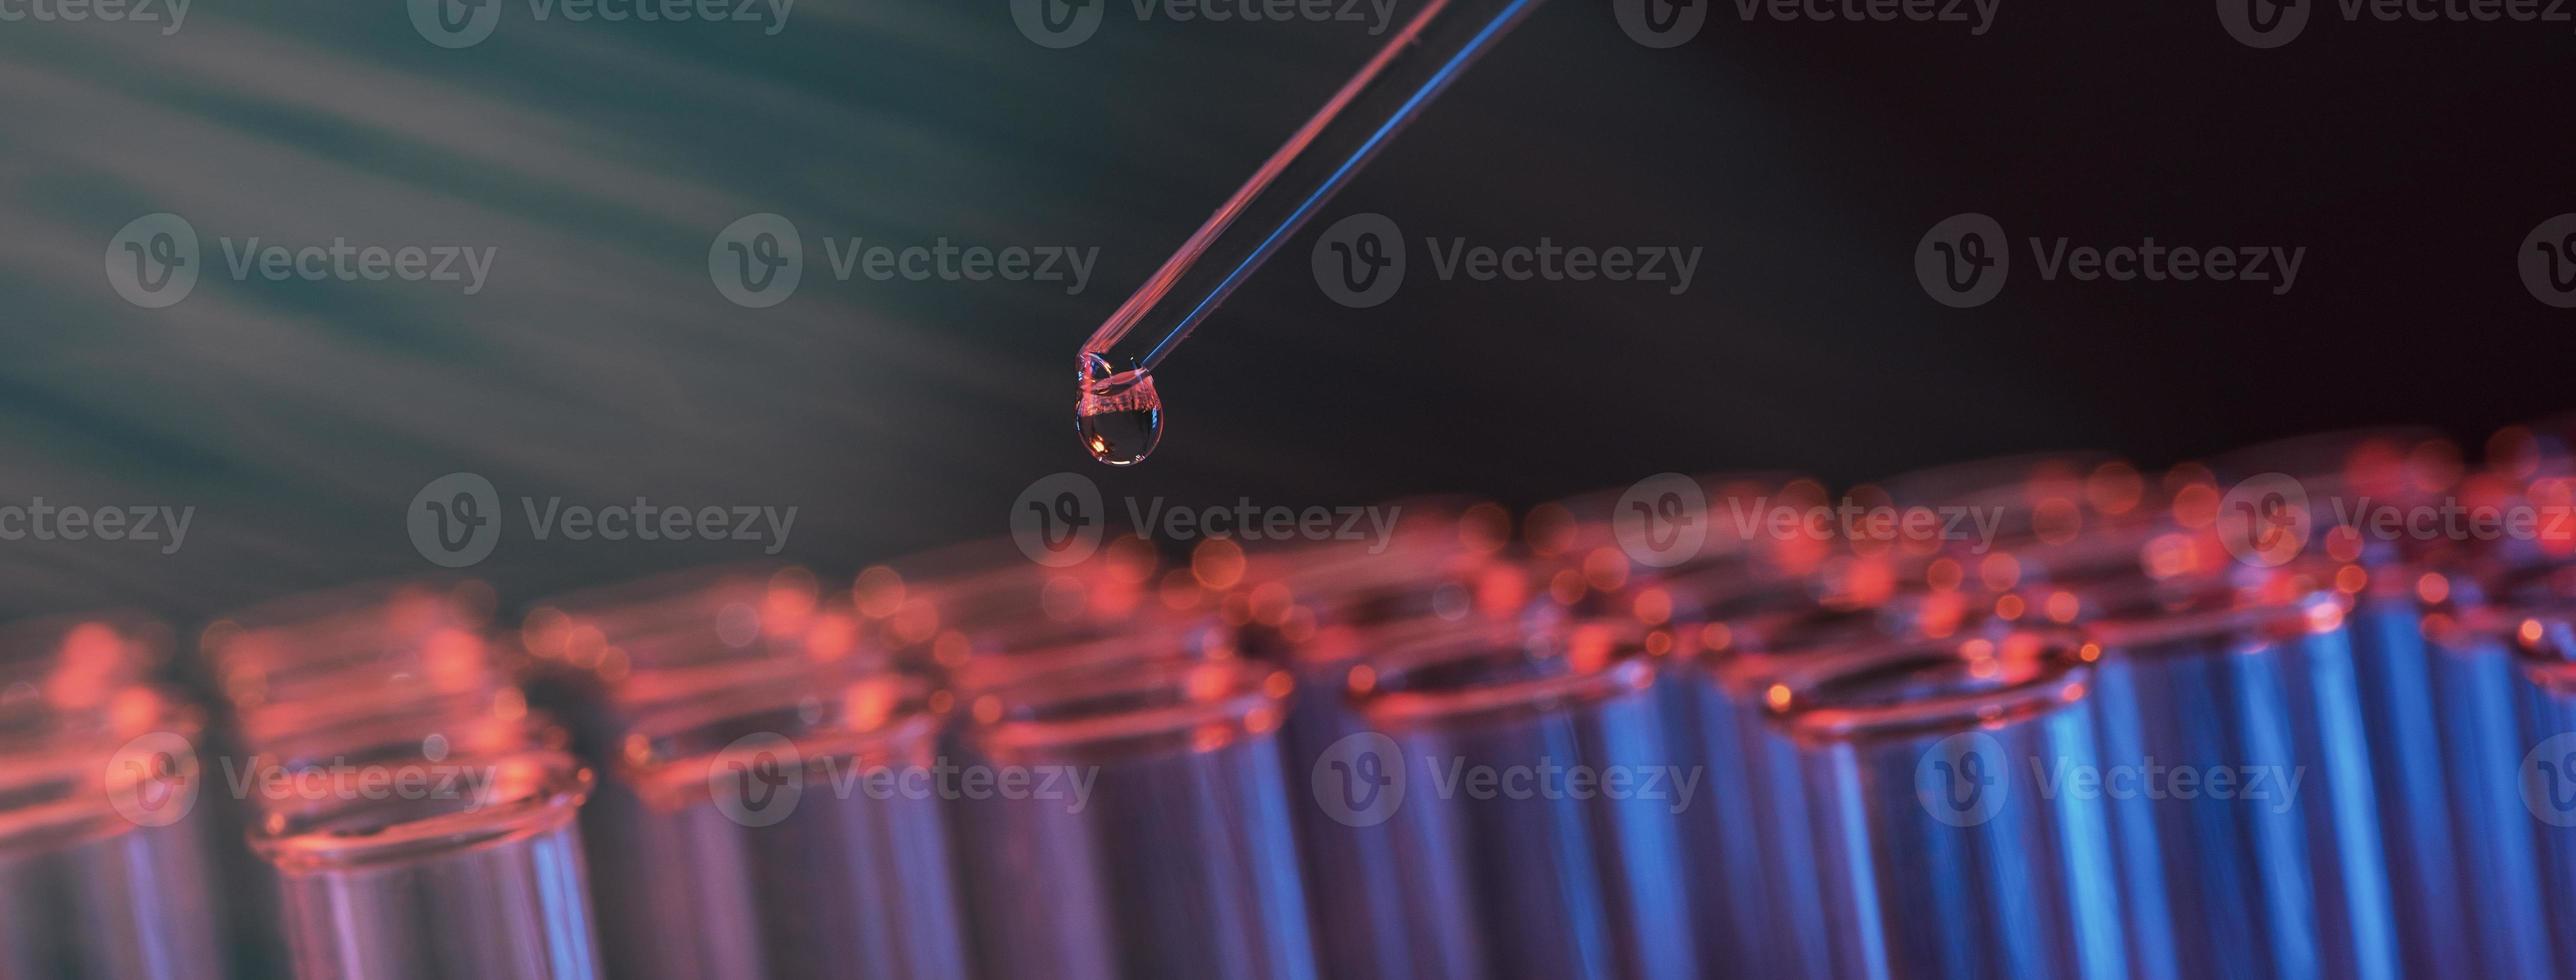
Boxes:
[1348,619,1697,980]
[0,690,226,980]
[2430,558,2576,970]
[2074,569,2399,980]
[955,658,1314,980]
[2497,570,2576,974]
[1272,612,1500,980]
[1216,504,1532,980]
[1766,628,2129,980]
[526,567,972,980]
[2360,559,2561,980]
[587,672,970,980]
[252,731,601,980]
[1672,587,1921,980]
[1633,553,1838,978]
[2208,429,2493,979]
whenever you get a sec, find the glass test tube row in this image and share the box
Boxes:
[1625,426,2576,980]
[12,419,2576,980]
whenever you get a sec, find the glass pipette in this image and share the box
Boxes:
[1075,0,1550,465]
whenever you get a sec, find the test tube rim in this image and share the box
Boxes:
[1350,619,1658,731]
[0,696,203,860]
[250,745,592,873]
[945,617,1223,698]
[1763,627,2093,744]
[0,759,170,861]
[2450,559,2576,686]
[619,672,945,789]
[1692,601,1909,697]
[245,699,560,774]
[2071,563,2349,652]
[966,657,1290,764]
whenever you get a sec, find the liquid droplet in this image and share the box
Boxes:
[1077,354,1163,466]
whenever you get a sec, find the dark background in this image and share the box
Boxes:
[0,0,2567,617]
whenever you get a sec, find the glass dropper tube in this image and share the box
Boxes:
[1075,0,1550,465]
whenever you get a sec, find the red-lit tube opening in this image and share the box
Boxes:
[953,658,1313,980]
[251,735,600,980]
[1764,627,2094,745]
[1341,619,1699,979]
[594,673,968,980]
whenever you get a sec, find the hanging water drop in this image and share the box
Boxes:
[1077,353,1163,466]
